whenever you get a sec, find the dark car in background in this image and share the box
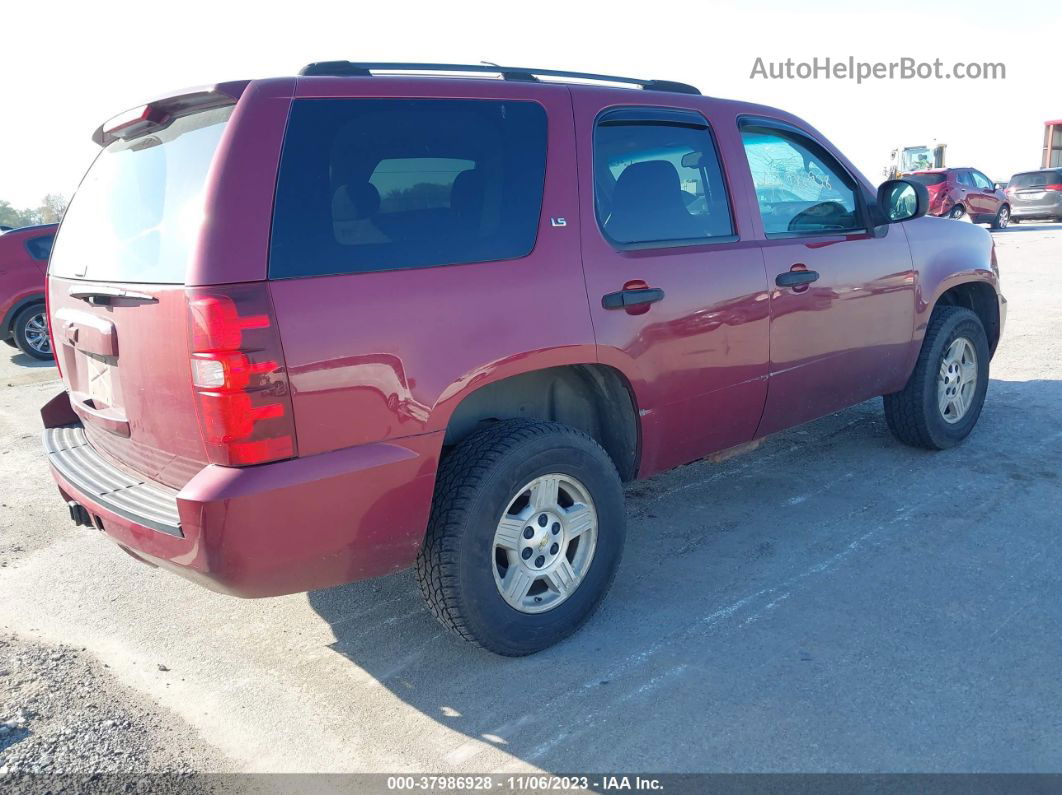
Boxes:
[1005,169,1062,223]
[906,168,1010,228]
[1,223,57,359]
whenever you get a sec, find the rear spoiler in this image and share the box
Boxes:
[91,81,250,147]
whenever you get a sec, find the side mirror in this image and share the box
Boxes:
[877,178,929,223]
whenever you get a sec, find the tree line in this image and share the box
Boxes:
[0,194,68,230]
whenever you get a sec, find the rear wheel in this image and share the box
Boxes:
[416,419,625,656]
[948,204,966,220]
[883,306,989,450]
[13,305,52,360]
[991,205,1010,229]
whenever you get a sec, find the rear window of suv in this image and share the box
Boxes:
[1010,170,1062,188]
[269,99,547,278]
[49,106,233,283]
[906,173,946,186]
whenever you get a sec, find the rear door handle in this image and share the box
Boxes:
[602,287,665,310]
[775,270,820,288]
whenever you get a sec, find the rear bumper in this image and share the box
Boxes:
[1010,192,1062,218]
[43,421,441,597]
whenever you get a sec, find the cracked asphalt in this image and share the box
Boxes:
[0,223,1060,775]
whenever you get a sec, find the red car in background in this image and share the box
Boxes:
[1,223,57,359]
[905,168,1011,228]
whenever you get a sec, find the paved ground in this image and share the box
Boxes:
[1,223,1060,775]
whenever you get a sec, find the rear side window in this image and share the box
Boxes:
[49,106,233,283]
[1010,170,1062,188]
[25,233,55,261]
[594,112,733,246]
[906,173,945,186]
[269,99,547,278]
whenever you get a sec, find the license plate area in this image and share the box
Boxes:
[84,352,119,410]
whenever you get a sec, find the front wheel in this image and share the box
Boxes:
[883,306,989,450]
[13,305,52,360]
[416,419,626,656]
[991,205,1010,230]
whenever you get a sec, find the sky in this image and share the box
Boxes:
[2,0,1060,208]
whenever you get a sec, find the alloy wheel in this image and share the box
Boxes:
[492,473,598,614]
[23,312,51,356]
[937,337,978,424]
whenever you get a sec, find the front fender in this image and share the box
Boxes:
[902,215,998,341]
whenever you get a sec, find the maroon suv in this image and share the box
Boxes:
[40,63,1005,655]
[1,224,57,360]
[906,167,1011,227]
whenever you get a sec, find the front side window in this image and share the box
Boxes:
[957,171,977,188]
[594,115,734,246]
[269,99,547,278]
[971,171,994,190]
[740,125,861,236]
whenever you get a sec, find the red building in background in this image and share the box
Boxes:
[1044,120,1062,168]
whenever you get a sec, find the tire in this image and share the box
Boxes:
[416,419,626,656]
[991,204,1010,230]
[883,306,989,450]
[1010,217,1020,225]
[947,204,965,220]
[3,337,17,348]
[13,304,52,360]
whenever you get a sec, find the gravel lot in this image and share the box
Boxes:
[1,222,1060,777]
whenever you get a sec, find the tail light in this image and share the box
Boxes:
[1044,184,1062,191]
[186,283,296,466]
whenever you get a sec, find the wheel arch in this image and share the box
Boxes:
[439,363,641,482]
[2,293,45,338]
[931,279,1001,356]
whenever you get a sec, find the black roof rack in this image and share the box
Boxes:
[297,62,701,95]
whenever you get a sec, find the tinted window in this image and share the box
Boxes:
[971,171,994,190]
[906,173,946,186]
[957,171,976,188]
[25,233,55,261]
[49,106,232,283]
[1010,170,1062,188]
[269,99,547,278]
[594,117,733,246]
[740,126,861,235]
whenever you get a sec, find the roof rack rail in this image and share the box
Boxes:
[297,62,701,95]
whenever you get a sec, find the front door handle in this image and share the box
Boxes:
[775,270,820,288]
[602,287,665,310]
